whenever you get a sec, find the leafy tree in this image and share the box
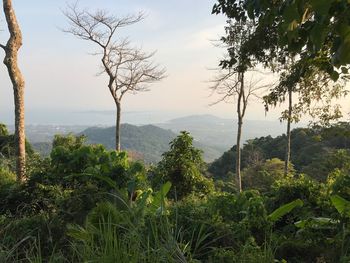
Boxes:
[328,169,350,202]
[212,0,350,71]
[49,134,132,190]
[302,149,350,181]
[264,57,348,175]
[0,124,33,164]
[152,131,213,200]
[210,123,350,182]
[242,158,294,193]
[213,0,350,177]
[210,16,268,191]
[52,133,86,151]
[0,0,26,181]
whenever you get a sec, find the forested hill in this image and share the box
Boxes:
[209,122,350,181]
[81,124,174,163]
[81,124,221,163]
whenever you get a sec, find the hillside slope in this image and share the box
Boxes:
[81,124,221,163]
[209,122,350,181]
[81,124,174,163]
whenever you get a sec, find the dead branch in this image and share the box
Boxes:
[63,2,144,48]
[63,2,165,102]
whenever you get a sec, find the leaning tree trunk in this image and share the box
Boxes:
[284,88,292,176]
[115,101,121,151]
[2,0,26,182]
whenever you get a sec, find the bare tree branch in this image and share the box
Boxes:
[63,2,165,151]
[63,2,144,49]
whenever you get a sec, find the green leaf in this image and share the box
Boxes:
[295,217,338,229]
[310,23,327,51]
[330,71,340,81]
[330,195,350,217]
[268,199,303,222]
[310,0,332,16]
[152,181,172,208]
[283,3,299,23]
[148,182,172,215]
[67,224,90,241]
[337,39,350,65]
[136,190,152,211]
[336,24,350,39]
[341,66,349,74]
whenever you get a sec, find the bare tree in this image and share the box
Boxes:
[0,0,26,182]
[63,3,166,151]
[210,69,267,192]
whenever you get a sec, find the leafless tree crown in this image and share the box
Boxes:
[63,3,144,48]
[209,69,267,106]
[63,3,166,102]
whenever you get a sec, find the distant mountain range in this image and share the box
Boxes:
[156,114,298,153]
[14,114,300,164]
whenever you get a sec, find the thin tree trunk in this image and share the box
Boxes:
[236,72,244,192]
[236,116,243,192]
[284,88,292,176]
[115,101,121,151]
[2,0,26,182]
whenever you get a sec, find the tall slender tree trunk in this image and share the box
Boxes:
[115,101,121,151]
[2,0,26,182]
[236,116,243,192]
[236,72,244,192]
[284,88,292,176]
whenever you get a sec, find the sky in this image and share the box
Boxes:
[0,0,349,125]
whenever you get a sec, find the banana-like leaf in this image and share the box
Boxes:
[295,217,338,229]
[330,195,350,217]
[153,182,171,206]
[151,181,172,214]
[268,199,303,222]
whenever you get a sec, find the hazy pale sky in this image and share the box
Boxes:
[0,0,349,124]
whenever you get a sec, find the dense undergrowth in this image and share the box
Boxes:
[0,124,350,262]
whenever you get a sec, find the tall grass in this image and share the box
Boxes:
[67,200,189,263]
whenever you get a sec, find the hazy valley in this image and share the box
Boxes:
[8,114,296,163]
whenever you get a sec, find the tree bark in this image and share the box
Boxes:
[115,101,121,151]
[284,88,292,176]
[236,72,244,193]
[2,0,26,182]
[236,116,243,192]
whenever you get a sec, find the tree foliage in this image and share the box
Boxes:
[152,131,213,199]
[213,0,350,126]
[210,123,350,182]
[213,0,350,69]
